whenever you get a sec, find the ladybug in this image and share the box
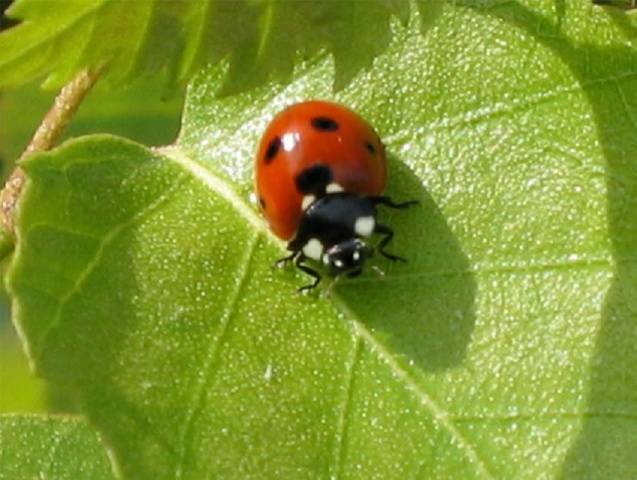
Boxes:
[255,100,416,291]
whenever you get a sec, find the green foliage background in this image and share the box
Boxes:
[1,0,637,479]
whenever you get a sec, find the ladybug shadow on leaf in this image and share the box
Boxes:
[334,155,476,372]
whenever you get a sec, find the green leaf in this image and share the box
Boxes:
[7,0,637,478]
[0,0,422,93]
[0,0,196,89]
[0,414,115,479]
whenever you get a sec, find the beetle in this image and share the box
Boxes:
[255,100,416,291]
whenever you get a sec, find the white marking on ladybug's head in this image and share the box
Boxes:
[322,253,330,265]
[334,259,344,269]
[352,251,360,262]
[326,182,344,193]
[354,216,375,237]
[302,238,324,261]
[302,194,316,210]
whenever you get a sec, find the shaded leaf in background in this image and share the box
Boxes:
[0,0,427,94]
[0,415,115,479]
[5,1,637,480]
[0,0,17,32]
[591,0,637,10]
[0,78,183,170]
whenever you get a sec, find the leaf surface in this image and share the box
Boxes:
[7,1,637,479]
[0,414,114,479]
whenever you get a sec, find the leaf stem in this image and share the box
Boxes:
[0,67,103,238]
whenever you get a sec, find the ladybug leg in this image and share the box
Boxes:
[295,254,322,293]
[369,196,418,209]
[374,223,407,262]
[275,250,299,268]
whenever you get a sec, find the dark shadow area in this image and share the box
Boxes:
[335,155,477,372]
[456,1,637,475]
[592,0,636,10]
[0,0,18,32]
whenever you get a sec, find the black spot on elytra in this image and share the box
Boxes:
[295,164,333,195]
[311,116,339,132]
[259,196,266,210]
[264,137,281,163]
[365,142,376,154]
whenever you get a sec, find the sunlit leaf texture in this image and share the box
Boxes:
[5,1,637,479]
[0,415,114,479]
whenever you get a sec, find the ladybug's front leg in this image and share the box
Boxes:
[369,196,418,209]
[374,224,406,262]
[274,250,299,268]
[295,254,322,293]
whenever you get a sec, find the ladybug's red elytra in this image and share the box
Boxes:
[255,100,416,291]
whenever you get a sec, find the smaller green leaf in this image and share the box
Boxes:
[0,414,115,479]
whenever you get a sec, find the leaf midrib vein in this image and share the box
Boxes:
[160,146,623,278]
[331,295,495,480]
[161,145,494,479]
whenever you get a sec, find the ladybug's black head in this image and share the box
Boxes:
[324,238,373,276]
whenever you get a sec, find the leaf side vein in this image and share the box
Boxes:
[33,172,189,362]
[331,295,495,480]
[174,231,260,479]
[331,336,361,480]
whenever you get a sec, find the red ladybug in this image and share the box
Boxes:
[255,100,416,291]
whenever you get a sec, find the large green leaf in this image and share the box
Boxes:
[0,0,417,92]
[0,414,114,479]
[6,1,637,478]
